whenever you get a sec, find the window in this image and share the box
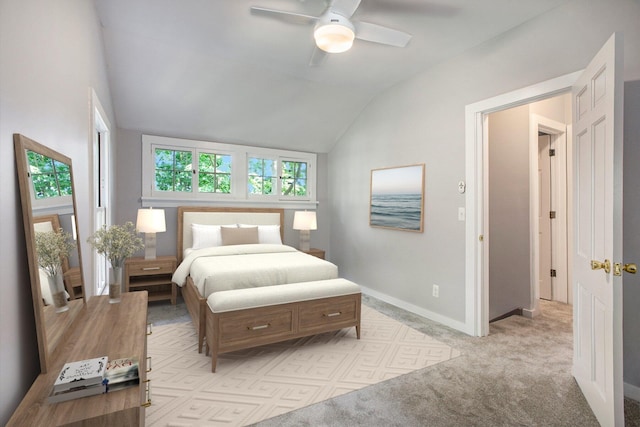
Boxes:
[154,148,192,192]
[247,157,310,199]
[248,157,276,195]
[281,160,307,197]
[142,135,316,207]
[199,152,231,194]
[27,151,72,199]
[152,147,233,195]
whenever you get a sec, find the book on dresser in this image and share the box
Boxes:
[104,357,140,392]
[52,356,108,393]
[47,382,105,404]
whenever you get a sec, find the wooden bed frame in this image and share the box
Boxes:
[176,206,285,353]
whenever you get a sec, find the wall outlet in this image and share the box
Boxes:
[432,284,439,298]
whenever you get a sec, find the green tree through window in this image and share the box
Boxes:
[281,160,307,196]
[199,152,231,193]
[27,151,72,199]
[154,148,192,192]
[248,157,276,195]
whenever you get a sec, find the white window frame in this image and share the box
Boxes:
[142,135,317,208]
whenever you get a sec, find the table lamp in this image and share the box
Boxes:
[136,208,166,260]
[293,211,317,252]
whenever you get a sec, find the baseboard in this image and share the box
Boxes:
[359,285,468,334]
[490,308,523,323]
[625,382,640,402]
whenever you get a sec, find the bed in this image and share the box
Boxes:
[173,206,339,352]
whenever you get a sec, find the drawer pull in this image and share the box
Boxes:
[324,312,342,317]
[141,379,152,407]
[146,356,152,373]
[142,267,161,271]
[248,323,270,331]
[147,323,153,336]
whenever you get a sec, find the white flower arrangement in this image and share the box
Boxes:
[87,222,144,268]
[35,229,76,277]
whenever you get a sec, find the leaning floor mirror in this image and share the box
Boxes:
[14,133,86,373]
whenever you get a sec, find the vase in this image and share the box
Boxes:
[109,266,123,304]
[47,272,69,313]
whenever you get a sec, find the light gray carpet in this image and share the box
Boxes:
[148,296,640,427]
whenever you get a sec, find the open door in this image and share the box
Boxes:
[572,33,624,426]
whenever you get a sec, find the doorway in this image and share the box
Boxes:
[463,70,581,337]
[484,96,571,322]
[532,112,571,307]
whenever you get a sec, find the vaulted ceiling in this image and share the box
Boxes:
[95,0,570,153]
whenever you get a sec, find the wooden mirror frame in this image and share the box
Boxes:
[14,133,86,373]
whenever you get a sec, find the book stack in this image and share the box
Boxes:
[47,356,108,404]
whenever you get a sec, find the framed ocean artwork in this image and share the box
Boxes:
[370,164,425,232]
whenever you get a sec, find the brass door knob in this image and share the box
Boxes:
[591,259,611,274]
[613,262,637,276]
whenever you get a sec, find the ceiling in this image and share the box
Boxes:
[95,0,570,153]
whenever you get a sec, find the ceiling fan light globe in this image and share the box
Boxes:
[314,24,355,53]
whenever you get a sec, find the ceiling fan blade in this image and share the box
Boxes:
[353,21,412,47]
[309,46,328,66]
[250,6,318,25]
[331,0,362,18]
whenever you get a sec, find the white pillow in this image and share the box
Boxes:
[238,224,282,245]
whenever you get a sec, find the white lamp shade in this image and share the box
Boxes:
[136,208,166,233]
[314,24,355,53]
[293,211,317,231]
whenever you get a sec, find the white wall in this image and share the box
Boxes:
[0,0,114,423]
[328,0,640,385]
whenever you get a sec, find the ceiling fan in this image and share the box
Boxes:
[250,0,412,65]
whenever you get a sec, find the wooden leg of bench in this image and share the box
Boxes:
[356,325,361,339]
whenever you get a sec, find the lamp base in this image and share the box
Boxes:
[298,230,310,252]
[144,232,157,260]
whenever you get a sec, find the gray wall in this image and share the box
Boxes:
[487,105,531,320]
[0,0,115,424]
[623,80,640,389]
[328,0,640,387]
[114,129,331,258]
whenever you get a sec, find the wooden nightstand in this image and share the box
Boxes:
[125,255,178,304]
[303,248,325,260]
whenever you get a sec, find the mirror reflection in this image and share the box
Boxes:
[14,134,86,373]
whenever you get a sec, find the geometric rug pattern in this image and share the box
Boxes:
[146,305,460,426]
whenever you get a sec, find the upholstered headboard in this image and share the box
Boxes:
[177,207,284,263]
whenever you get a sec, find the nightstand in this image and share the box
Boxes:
[303,248,325,260]
[125,255,178,304]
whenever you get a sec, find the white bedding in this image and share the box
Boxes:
[172,244,338,297]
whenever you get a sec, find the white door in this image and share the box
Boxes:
[539,134,552,300]
[572,33,624,426]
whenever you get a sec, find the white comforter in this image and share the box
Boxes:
[172,244,339,297]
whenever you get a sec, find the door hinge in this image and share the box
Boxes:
[549,211,556,219]
[549,148,556,156]
[550,269,557,277]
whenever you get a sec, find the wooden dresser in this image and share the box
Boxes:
[8,292,150,426]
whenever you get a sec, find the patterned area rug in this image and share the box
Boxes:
[146,305,460,426]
